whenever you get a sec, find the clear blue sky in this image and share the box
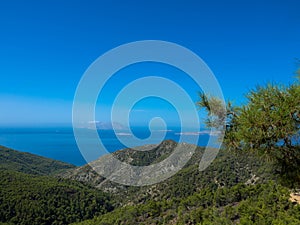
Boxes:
[0,0,299,127]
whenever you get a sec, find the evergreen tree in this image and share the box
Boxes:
[197,69,300,185]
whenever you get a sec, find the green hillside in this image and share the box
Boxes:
[0,169,113,225]
[74,181,300,225]
[0,145,115,225]
[0,145,75,175]
[64,139,300,225]
[62,141,276,205]
[0,139,299,225]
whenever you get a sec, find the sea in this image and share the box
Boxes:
[0,127,215,166]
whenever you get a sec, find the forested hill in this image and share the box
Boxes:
[74,181,300,225]
[62,140,277,205]
[68,140,300,225]
[0,169,114,225]
[1,140,300,225]
[0,145,75,175]
[0,145,114,225]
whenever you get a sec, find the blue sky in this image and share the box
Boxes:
[0,0,299,127]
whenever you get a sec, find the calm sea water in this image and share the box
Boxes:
[0,127,213,166]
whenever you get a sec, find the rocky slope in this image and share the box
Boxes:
[61,140,276,205]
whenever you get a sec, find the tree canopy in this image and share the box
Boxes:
[197,71,300,186]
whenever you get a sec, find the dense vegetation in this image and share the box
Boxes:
[74,181,300,225]
[0,146,114,225]
[0,141,298,225]
[0,145,75,175]
[115,146,275,205]
[0,169,113,225]
[197,73,300,186]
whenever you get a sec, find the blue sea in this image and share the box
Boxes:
[0,127,214,166]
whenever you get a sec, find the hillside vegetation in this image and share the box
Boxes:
[0,145,75,175]
[62,140,275,205]
[0,169,113,225]
[0,145,115,225]
[74,181,300,225]
[197,71,300,186]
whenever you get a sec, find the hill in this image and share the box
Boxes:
[0,169,113,225]
[66,140,300,225]
[0,145,114,225]
[62,140,276,205]
[1,141,298,224]
[0,145,75,175]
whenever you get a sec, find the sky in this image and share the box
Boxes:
[0,0,299,127]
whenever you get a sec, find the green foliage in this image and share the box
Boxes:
[237,84,299,150]
[0,140,296,225]
[197,92,227,129]
[76,146,275,206]
[236,84,300,184]
[197,75,300,185]
[74,181,300,225]
[0,169,113,225]
[0,145,75,176]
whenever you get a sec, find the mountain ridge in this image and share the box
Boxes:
[61,139,276,205]
[0,145,75,176]
[66,141,300,225]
